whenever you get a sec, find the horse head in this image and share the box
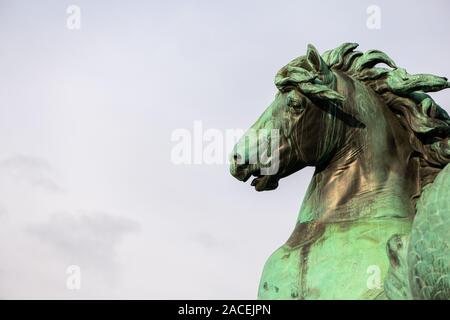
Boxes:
[230,45,351,191]
[230,43,450,210]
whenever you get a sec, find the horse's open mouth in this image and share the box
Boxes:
[241,168,260,182]
[242,168,279,191]
[231,164,280,191]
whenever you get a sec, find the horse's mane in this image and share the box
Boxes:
[275,43,450,189]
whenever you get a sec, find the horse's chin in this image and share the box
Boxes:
[251,175,280,192]
[230,163,282,191]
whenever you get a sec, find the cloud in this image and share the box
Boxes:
[189,231,222,250]
[27,211,139,268]
[0,155,63,193]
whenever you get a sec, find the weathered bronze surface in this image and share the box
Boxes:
[230,43,450,299]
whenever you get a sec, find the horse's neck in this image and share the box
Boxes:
[297,74,418,224]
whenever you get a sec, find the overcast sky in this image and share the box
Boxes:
[0,0,449,299]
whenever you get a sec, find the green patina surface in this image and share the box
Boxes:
[259,218,412,299]
[230,43,450,299]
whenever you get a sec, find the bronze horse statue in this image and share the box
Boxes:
[230,43,450,299]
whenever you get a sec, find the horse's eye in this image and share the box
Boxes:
[287,96,302,109]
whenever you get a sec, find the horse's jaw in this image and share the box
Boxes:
[231,159,308,191]
[250,174,280,191]
[230,165,281,191]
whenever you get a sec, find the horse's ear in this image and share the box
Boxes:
[306,44,332,80]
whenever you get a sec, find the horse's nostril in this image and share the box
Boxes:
[233,154,242,163]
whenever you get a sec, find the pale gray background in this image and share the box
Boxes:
[0,0,449,299]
